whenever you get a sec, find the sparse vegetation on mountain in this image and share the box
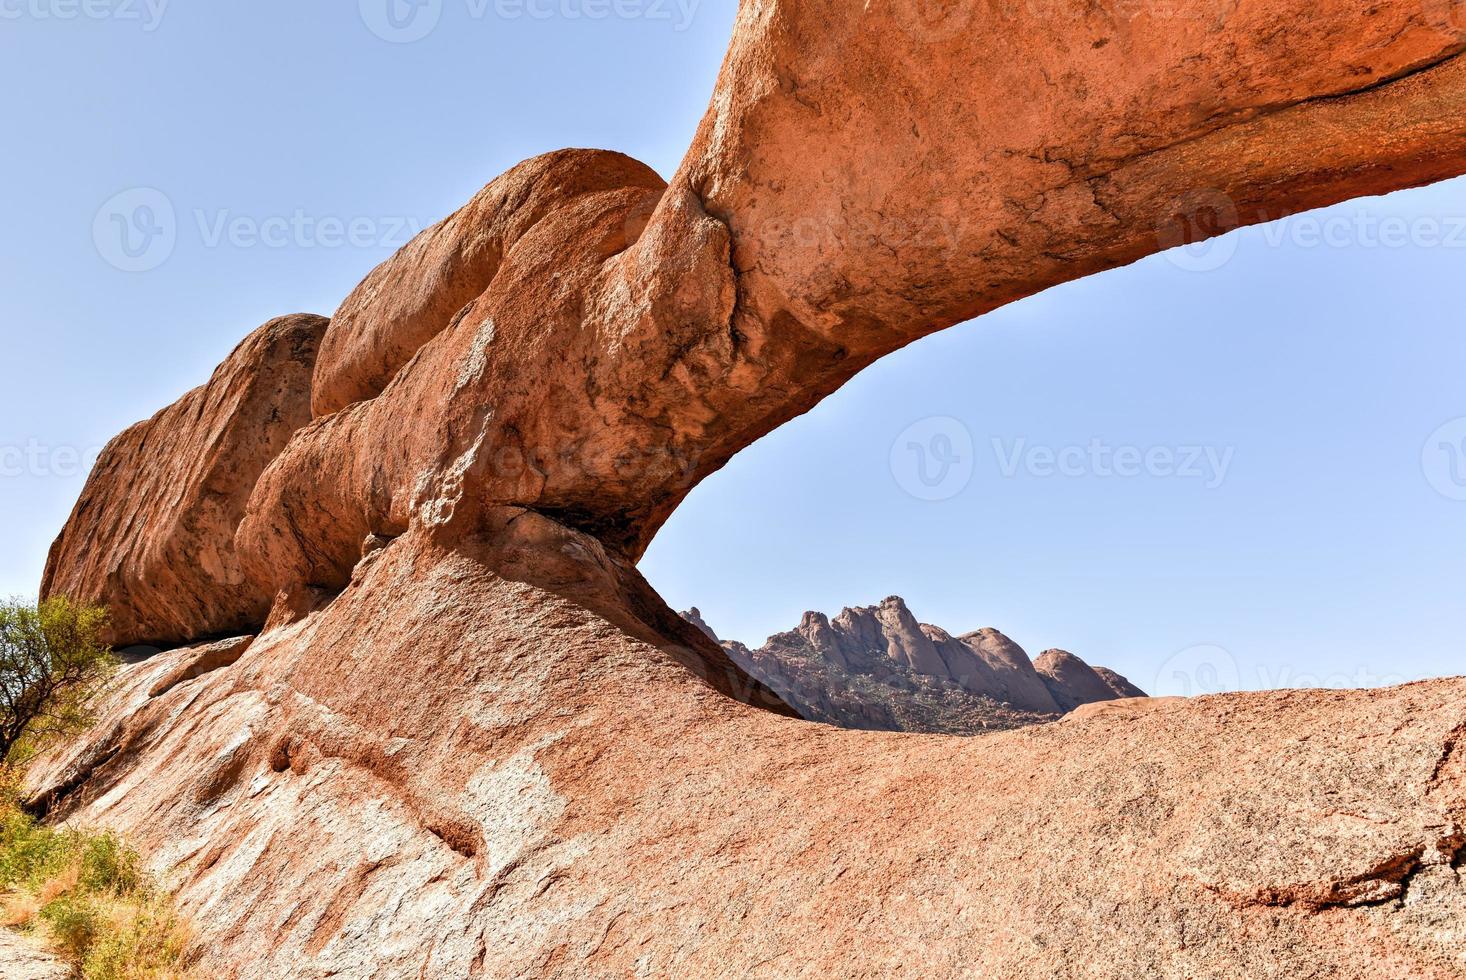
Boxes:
[687,598,1145,734]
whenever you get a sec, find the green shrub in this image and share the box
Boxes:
[0,791,190,977]
[0,596,117,766]
[40,893,101,963]
[0,804,74,890]
[0,602,189,976]
[81,901,191,980]
[78,832,143,897]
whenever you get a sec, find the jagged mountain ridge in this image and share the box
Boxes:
[682,597,1145,734]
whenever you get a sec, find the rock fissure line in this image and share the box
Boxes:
[1077,41,1466,184]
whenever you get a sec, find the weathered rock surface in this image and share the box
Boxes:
[229,5,1466,614]
[689,598,1140,733]
[40,314,327,647]
[23,533,1466,977]
[1095,664,1149,700]
[29,0,1466,975]
[0,928,70,980]
[1035,648,1134,713]
[310,150,666,418]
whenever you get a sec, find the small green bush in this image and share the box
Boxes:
[78,832,143,897]
[0,804,74,891]
[40,893,101,963]
[81,902,191,980]
[0,596,117,766]
[0,602,189,976]
[1,779,190,977]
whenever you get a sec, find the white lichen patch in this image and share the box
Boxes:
[460,736,569,882]
[455,316,497,392]
[412,411,494,529]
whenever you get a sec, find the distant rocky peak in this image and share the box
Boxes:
[919,623,954,643]
[678,598,1146,735]
[681,607,719,644]
[1034,649,1129,713]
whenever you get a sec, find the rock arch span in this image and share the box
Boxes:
[29,3,1466,975]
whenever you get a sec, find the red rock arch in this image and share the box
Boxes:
[28,5,1466,975]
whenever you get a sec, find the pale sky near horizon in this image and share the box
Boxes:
[2,2,1462,699]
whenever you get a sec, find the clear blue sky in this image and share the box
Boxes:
[2,3,1462,698]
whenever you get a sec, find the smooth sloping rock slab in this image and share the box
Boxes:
[24,532,1466,978]
[28,3,1466,977]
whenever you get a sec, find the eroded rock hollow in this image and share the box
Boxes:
[30,1,1466,975]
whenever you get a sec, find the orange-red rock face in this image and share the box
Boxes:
[228,11,1466,612]
[28,0,1466,975]
[23,532,1466,977]
[41,314,326,646]
[310,150,667,419]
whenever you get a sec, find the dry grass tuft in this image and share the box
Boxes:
[0,769,193,979]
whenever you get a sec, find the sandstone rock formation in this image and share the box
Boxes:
[688,598,1142,733]
[27,0,1466,975]
[1034,647,1137,713]
[40,314,326,647]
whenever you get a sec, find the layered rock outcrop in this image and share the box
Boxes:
[27,0,1466,975]
[40,314,326,647]
[688,598,1143,733]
